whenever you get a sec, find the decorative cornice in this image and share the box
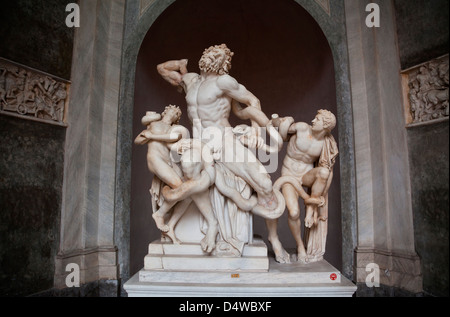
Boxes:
[0,57,69,126]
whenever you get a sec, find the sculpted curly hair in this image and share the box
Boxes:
[199,44,234,75]
[317,109,336,132]
[162,104,182,124]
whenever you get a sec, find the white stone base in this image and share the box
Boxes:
[124,258,357,297]
[143,238,269,272]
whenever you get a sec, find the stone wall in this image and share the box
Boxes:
[407,121,449,297]
[394,0,449,297]
[0,116,65,296]
[0,0,73,296]
[394,0,449,70]
[0,0,74,80]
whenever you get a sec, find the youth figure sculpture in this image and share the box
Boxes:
[134,106,219,252]
[269,110,339,263]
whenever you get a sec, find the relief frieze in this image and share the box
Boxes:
[0,58,69,126]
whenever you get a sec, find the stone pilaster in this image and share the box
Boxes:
[344,0,422,293]
[54,0,125,289]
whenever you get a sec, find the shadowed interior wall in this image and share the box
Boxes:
[394,0,449,297]
[0,116,65,296]
[0,0,74,80]
[0,0,72,296]
[131,0,340,275]
[393,0,449,70]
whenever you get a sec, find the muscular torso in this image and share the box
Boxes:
[183,73,232,135]
[146,121,176,170]
[282,125,324,178]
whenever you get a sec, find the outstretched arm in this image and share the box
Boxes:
[134,130,182,145]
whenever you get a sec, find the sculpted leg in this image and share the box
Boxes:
[149,159,183,189]
[305,204,319,229]
[164,198,193,245]
[162,170,212,203]
[303,167,329,228]
[283,184,307,262]
[310,167,330,197]
[191,190,218,253]
[152,200,177,232]
[222,136,280,212]
[266,218,290,263]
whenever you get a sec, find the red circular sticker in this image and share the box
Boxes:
[330,273,337,281]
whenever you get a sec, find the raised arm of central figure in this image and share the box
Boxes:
[156,59,189,86]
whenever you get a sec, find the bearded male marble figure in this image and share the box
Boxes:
[268,110,338,263]
[157,44,286,254]
[157,45,282,212]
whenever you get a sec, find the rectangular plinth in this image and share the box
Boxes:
[144,239,269,272]
[140,258,341,284]
[147,239,267,257]
[125,259,357,297]
[144,254,269,272]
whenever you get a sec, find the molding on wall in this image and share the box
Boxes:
[354,247,422,294]
[32,279,119,297]
[54,246,119,289]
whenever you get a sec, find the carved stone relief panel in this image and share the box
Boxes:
[0,58,69,126]
[402,55,449,125]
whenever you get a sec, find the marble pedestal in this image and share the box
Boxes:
[124,239,357,297]
[143,238,268,272]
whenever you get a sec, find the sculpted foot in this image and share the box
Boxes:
[296,247,308,263]
[269,237,291,264]
[164,226,180,244]
[152,213,169,232]
[201,235,216,253]
[201,225,218,253]
[275,248,291,264]
[305,208,315,228]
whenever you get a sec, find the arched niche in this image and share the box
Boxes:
[117,0,356,281]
